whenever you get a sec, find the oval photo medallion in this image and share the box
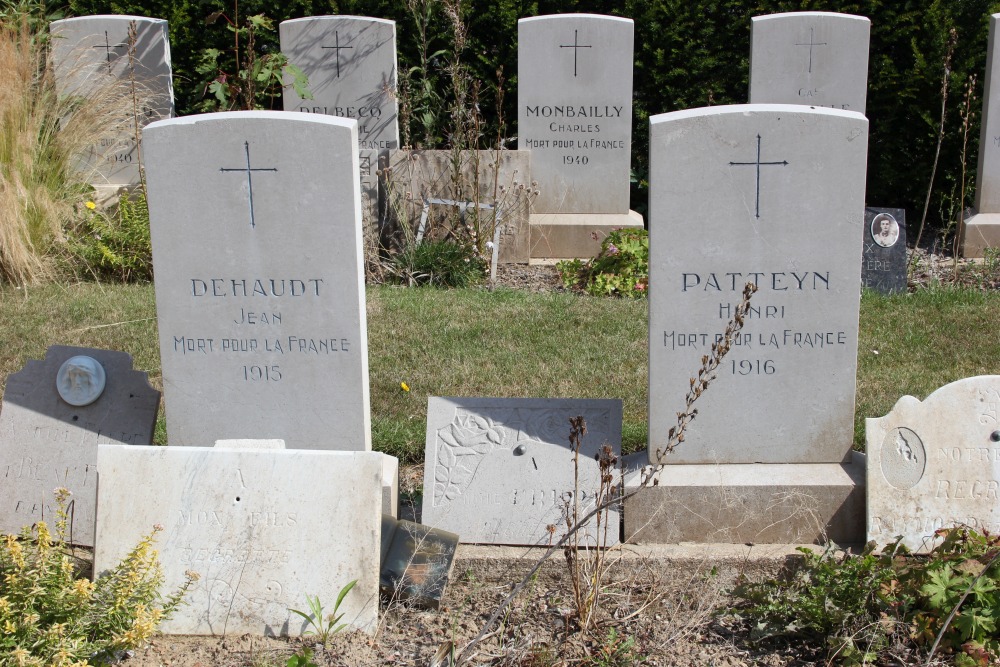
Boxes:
[880,427,926,490]
[56,355,107,406]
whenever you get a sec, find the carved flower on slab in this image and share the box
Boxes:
[433,413,509,505]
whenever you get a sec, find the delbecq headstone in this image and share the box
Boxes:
[280,16,399,225]
[962,13,1000,258]
[421,397,622,546]
[866,376,1000,552]
[749,12,870,114]
[862,207,907,294]
[625,105,869,544]
[49,15,174,187]
[0,346,159,546]
[143,112,371,451]
[94,446,386,634]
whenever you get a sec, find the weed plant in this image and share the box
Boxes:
[557,229,648,298]
[388,238,485,287]
[66,189,153,281]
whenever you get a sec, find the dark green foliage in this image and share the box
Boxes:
[557,228,648,298]
[388,239,485,287]
[67,190,153,282]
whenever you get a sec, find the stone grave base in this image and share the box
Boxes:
[623,452,866,545]
[960,212,1000,258]
[529,210,644,260]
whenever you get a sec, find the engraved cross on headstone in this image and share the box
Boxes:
[321,31,354,78]
[219,141,277,229]
[559,29,592,78]
[795,27,827,74]
[728,134,788,219]
[92,30,128,75]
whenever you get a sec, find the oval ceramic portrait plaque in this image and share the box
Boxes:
[56,355,107,406]
[880,426,926,490]
[871,213,900,248]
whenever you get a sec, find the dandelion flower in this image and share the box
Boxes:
[400,382,410,392]
[85,201,96,210]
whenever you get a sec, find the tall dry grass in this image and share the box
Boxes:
[0,16,138,285]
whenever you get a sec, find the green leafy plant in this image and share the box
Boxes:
[284,647,318,667]
[0,488,195,666]
[557,229,648,298]
[289,579,357,646]
[388,239,485,287]
[586,627,645,667]
[67,190,153,282]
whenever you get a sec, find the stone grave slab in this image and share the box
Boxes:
[143,111,370,451]
[281,16,398,227]
[963,13,1000,258]
[94,445,384,635]
[380,515,458,609]
[0,346,158,546]
[867,376,1000,552]
[421,397,622,546]
[50,15,174,188]
[862,208,907,294]
[749,12,870,114]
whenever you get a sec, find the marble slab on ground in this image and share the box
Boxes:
[421,397,622,546]
[50,15,174,187]
[0,346,158,546]
[647,105,868,465]
[862,208,907,294]
[281,16,398,225]
[95,446,385,635]
[518,14,633,214]
[143,111,370,450]
[866,376,1000,552]
[749,11,870,114]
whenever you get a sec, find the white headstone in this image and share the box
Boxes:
[749,12,870,114]
[517,14,633,215]
[49,15,174,187]
[280,16,398,223]
[421,397,622,546]
[94,445,385,635]
[963,13,1000,257]
[867,377,1000,552]
[647,105,868,465]
[0,346,159,546]
[143,112,370,451]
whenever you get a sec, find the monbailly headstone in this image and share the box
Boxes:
[280,16,398,225]
[49,15,174,187]
[421,397,622,546]
[749,12,870,114]
[94,446,384,634]
[867,376,1000,552]
[0,346,159,546]
[962,13,1000,258]
[143,112,370,451]
[862,208,907,294]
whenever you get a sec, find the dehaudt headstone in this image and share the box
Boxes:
[861,207,907,294]
[49,15,174,189]
[867,376,1000,552]
[280,16,398,226]
[0,346,159,546]
[625,105,869,544]
[962,13,1000,258]
[517,14,643,259]
[143,112,370,451]
[749,12,870,114]
[94,445,385,634]
[421,397,622,546]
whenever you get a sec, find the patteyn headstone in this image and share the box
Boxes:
[626,105,869,544]
[518,14,643,259]
[143,112,370,451]
[94,446,385,634]
[867,376,1000,552]
[0,346,159,546]
[862,207,907,294]
[422,397,622,546]
[749,12,870,114]
[962,13,1000,258]
[49,15,174,188]
[280,16,398,227]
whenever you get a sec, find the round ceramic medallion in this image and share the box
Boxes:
[880,427,926,490]
[56,355,106,406]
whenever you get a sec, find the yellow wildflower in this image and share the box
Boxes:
[400,381,410,392]
[84,201,96,210]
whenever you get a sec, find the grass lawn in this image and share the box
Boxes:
[0,282,997,463]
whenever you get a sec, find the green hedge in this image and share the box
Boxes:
[63,0,1000,236]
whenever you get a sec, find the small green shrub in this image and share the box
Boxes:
[557,228,648,298]
[66,190,153,282]
[388,239,485,288]
[0,488,194,666]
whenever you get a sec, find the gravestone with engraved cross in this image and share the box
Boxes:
[518,14,643,259]
[749,12,870,114]
[49,15,174,188]
[624,105,869,545]
[143,111,370,451]
[280,16,398,227]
